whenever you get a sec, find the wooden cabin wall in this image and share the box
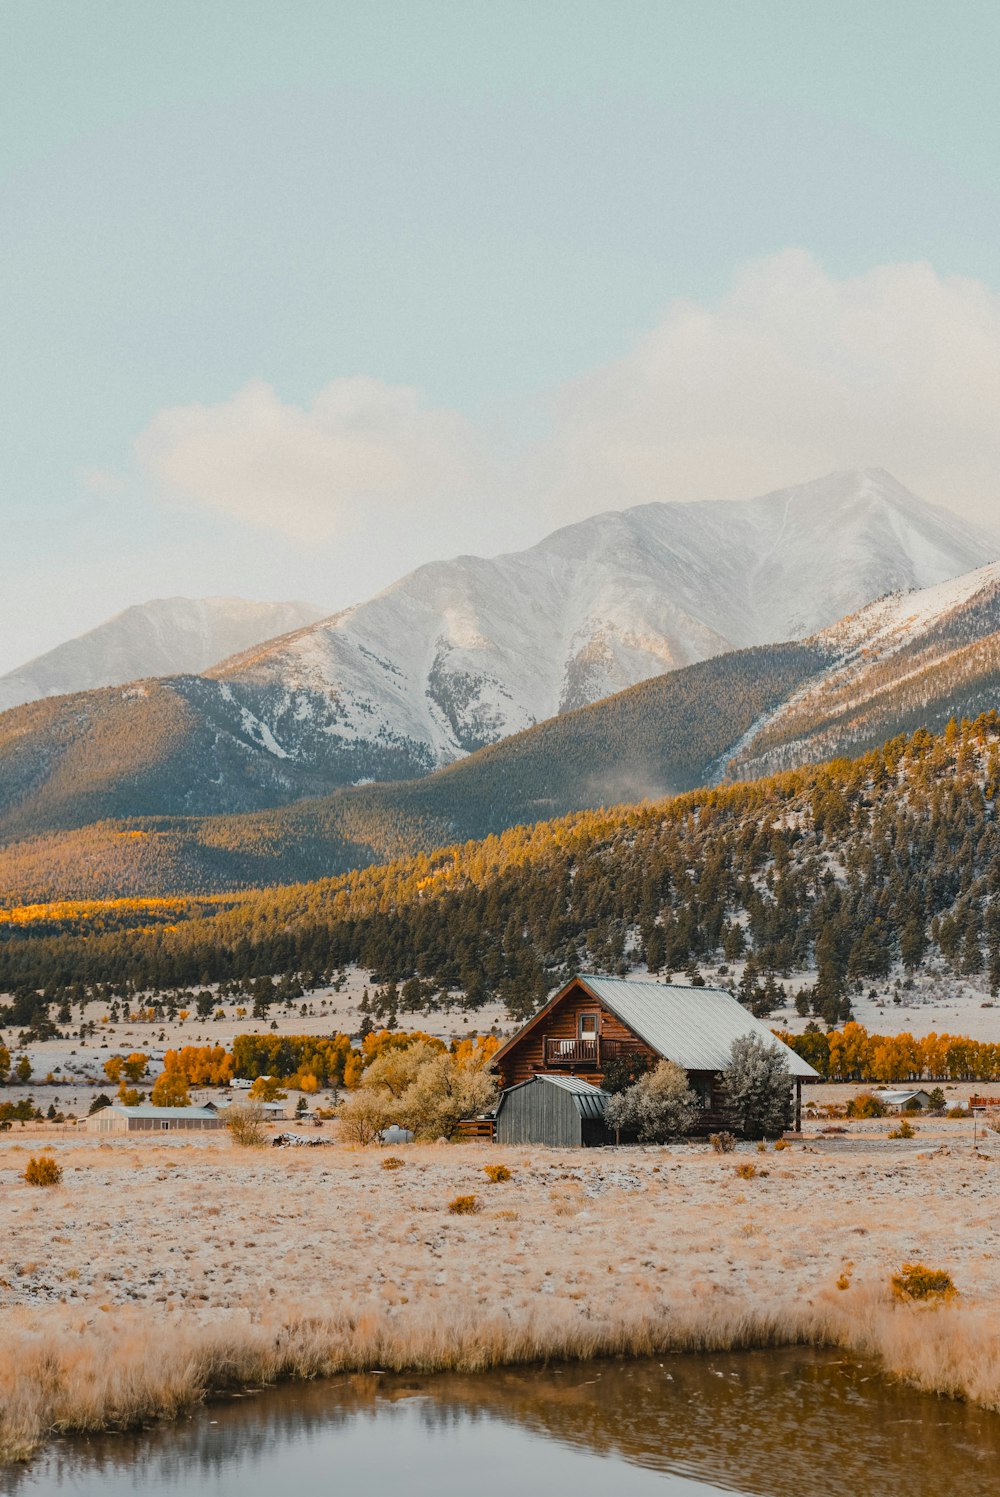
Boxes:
[495,983,655,1088]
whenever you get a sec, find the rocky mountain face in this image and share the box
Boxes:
[0,469,997,886]
[207,468,997,774]
[0,597,324,714]
[724,560,1000,780]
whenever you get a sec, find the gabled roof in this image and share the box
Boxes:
[493,974,819,1080]
[498,1073,610,1119]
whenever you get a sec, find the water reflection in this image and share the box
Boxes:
[7,1350,1000,1497]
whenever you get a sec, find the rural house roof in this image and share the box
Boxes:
[98,1105,222,1121]
[498,1074,611,1119]
[494,975,819,1080]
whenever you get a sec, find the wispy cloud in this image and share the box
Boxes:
[133,254,1000,547]
[135,377,485,541]
[532,252,1000,525]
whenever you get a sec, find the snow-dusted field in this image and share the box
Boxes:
[3,1118,1000,1460]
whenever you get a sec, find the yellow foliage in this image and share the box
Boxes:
[23,1155,62,1187]
[150,1071,191,1108]
[891,1263,958,1303]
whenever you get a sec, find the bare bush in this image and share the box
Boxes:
[224,1103,268,1149]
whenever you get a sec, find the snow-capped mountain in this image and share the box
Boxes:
[0,597,325,713]
[1,468,997,859]
[724,559,1000,779]
[209,469,998,773]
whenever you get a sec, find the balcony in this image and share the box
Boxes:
[542,1036,641,1070]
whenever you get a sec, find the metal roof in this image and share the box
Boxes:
[501,1074,611,1119]
[101,1105,222,1120]
[576,976,819,1079]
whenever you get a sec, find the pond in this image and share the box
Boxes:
[6,1348,1000,1496]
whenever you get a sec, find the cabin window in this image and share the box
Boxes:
[578,1013,599,1041]
[160,1121,170,1131]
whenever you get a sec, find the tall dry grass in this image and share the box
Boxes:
[3,1282,1000,1464]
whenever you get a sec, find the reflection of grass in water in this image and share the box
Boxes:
[15,1351,1000,1497]
[4,1283,1000,1467]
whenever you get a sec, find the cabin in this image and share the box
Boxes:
[86,1104,225,1134]
[495,1075,612,1147]
[491,975,818,1135]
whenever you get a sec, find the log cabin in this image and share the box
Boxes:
[491,974,818,1135]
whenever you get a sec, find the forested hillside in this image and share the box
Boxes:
[3,716,1000,1034]
[0,643,823,900]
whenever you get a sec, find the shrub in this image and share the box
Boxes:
[891,1263,958,1303]
[448,1194,480,1215]
[888,1118,916,1139]
[381,1156,405,1171]
[483,1163,512,1183]
[224,1102,268,1148]
[720,1034,793,1137]
[735,1161,758,1179]
[337,1090,393,1146]
[709,1132,736,1153]
[946,1106,969,1119]
[606,1059,698,1142]
[847,1091,887,1119]
[23,1154,62,1187]
[773,1137,790,1150]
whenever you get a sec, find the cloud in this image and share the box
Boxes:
[135,255,1000,554]
[135,377,484,541]
[532,251,1000,526]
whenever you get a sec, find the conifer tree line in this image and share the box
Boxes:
[3,716,1000,1037]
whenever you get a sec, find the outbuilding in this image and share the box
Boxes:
[86,1105,225,1134]
[495,1074,611,1147]
[873,1088,932,1112]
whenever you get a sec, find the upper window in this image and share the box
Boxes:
[578,1013,599,1040]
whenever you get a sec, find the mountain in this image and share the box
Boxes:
[206,469,998,775]
[0,468,996,903]
[3,720,999,1043]
[0,597,325,713]
[725,560,1000,780]
[0,641,825,899]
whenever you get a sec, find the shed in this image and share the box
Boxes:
[495,1074,611,1147]
[86,1105,225,1134]
[873,1088,932,1112]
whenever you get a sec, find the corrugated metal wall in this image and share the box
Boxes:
[497,1081,583,1147]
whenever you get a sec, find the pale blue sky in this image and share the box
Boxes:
[3,2,1000,671]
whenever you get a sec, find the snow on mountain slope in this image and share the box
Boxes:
[724,559,1000,780]
[209,469,999,774]
[0,598,325,713]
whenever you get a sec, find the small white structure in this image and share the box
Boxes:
[873,1088,932,1111]
[229,1078,252,1090]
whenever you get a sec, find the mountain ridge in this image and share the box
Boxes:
[0,596,325,714]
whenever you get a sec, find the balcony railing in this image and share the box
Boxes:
[542,1037,641,1068]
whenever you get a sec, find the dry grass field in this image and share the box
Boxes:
[2,1121,1000,1463]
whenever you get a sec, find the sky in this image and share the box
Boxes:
[3,1,1000,672]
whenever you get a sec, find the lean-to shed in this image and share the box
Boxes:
[495,1074,611,1147]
